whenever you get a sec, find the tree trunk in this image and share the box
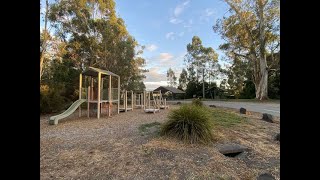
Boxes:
[255,0,268,100]
[40,0,49,81]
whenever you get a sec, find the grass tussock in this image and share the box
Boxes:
[160,104,213,144]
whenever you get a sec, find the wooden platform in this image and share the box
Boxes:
[144,109,160,113]
[119,107,133,112]
[160,105,169,109]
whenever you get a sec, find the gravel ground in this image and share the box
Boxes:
[40,105,280,180]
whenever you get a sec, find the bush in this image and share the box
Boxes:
[160,104,213,144]
[192,98,203,106]
[40,84,67,113]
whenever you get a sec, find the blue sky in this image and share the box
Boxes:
[41,0,230,90]
[114,0,230,90]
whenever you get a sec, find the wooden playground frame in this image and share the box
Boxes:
[49,67,169,125]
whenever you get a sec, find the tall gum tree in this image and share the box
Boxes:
[213,0,279,100]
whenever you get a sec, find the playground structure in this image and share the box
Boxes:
[49,67,169,125]
[142,90,169,113]
[49,67,120,125]
[119,90,134,112]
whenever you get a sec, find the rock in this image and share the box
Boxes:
[209,105,216,108]
[257,173,275,180]
[240,107,246,114]
[217,143,248,156]
[262,113,274,123]
[275,133,280,141]
[176,102,181,105]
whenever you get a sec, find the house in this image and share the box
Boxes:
[153,86,185,99]
[205,86,227,99]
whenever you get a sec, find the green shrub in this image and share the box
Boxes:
[192,98,203,106]
[160,104,213,144]
[40,84,67,113]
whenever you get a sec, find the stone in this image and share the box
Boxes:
[257,173,275,180]
[217,143,248,157]
[240,107,246,114]
[209,105,216,108]
[262,113,274,123]
[275,133,280,141]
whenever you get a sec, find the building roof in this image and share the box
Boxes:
[154,86,185,94]
[82,67,119,77]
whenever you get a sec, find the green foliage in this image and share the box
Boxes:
[184,36,219,84]
[192,98,203,106]
[210,108,246,128]
[239,80,256,99]
[40,85,66,113]
[213,0,280,100]
[40,59,80,113]
[178,68,188,91]
[160,105,213,144]
[40,0,147,113]
[138,122,161,135]
[167,68,177,87]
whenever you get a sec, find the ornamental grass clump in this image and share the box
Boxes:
[160,104,213,144]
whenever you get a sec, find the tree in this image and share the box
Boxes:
[213,0,280,100]
[167,68,177,87]
[184,36,219,84]
[178,68,188,90]
[41,0,147,113]
[40,0,50,81]
[48,0,147,90]
[184,36,219,98]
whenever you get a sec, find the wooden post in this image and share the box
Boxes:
[109,75,112,117]
[148,92,150,109]
[87,86,90,118]
[101,76,104,101]
[118,76,120,114]
[97,73,101,119]
[125,90,127,112]
[90,77,93,100]
[165,98,167,109]
[79,73,82,117]
[131,91,133,111]
[144,91,146,110]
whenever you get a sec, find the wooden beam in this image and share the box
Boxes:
[118,76,120,114]
[131,91,133,111]
[125,90,127,112]
[148,92,150,109]
[79,73,82,117]
[109,75,112,117]
[97,73,101,119]
[87,86,90,118]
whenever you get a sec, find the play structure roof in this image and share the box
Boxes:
[82,67,119,77]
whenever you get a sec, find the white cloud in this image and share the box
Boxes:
[165,32,175,40]
[205,8,214,16]
[200,8,216,23]
[159,53,174,61]
[145,44,158,52]
[144,81,168,91]
[178,32,185,37]
[174,0,190,17]
[170,0,190,25]
[169,18,183,24]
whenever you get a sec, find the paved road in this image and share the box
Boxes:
[168,100,280,117]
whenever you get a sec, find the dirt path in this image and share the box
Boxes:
[41,106,279,180]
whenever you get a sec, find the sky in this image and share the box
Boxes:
[114,0,230,90]
[41,0,231,90]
